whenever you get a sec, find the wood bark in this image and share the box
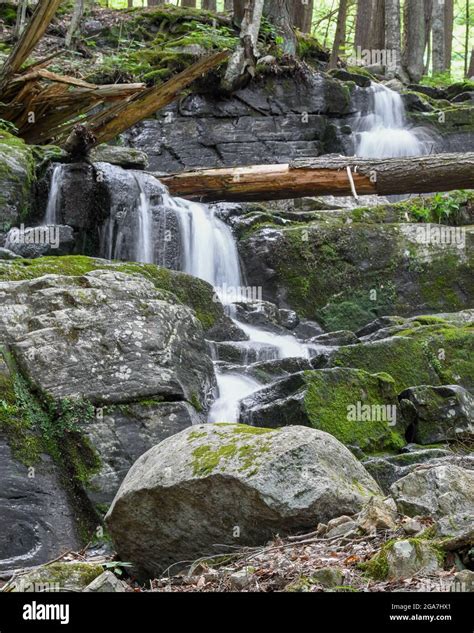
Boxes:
[221,0,264,92]
[158,154,474,202]
[293,0,313,33]
[354,0,385,53]
[85,50,229,147]
[65,0,85,48]
[444,0,453,72]
[14,0,29,39]
[384,0,401,77]
[329,0,347,69]
[224,0,234,10]
[468,48,474,79]
[402,0,426,81]
[264,0,296,56]
[432,0,446,73]
[202,0,217,10]
[0,0,63,89]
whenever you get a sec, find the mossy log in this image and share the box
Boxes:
[159,153,474,202]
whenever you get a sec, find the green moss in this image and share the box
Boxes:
[27,562,104,590]
[0,256,223,331]
[302,368,404,452]
[190,425,275,477]
[0,131,36,220]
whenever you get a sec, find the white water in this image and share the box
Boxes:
[43,164,64,225]
[355,84,428,158]
[208,372,262,423]
[134,174,154,264]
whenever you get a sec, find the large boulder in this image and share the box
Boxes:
[106,424,381,578]
[240,368,407,452]
[398,385,474,444]
[390,465,474,542]
[0,269,216,408]
[0,131,35,228]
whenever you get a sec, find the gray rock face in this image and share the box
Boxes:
[83,401,203,505]
[0,270,216,408]
[398,385,474,444]
[390,465,474,540]
[105,424,381,577]
[385,540,441,580]
[0,137,34,228]
[90,145,149,170]
[122,75,352,172]
[5,225,75,258]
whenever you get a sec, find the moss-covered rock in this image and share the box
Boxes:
[238,219,473,331]
[240,367,406,452]
[0,131,36,229]
[0,255,225,332]
[11,562,104,592]
[329,322,474,392]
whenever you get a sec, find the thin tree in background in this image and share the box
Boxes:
[14,0,29,39]
[354,0,385,52]
[384,0,401,78]
[423,0,433,75]
[432,0,446,73]
[468,49,474,78]
[329,0,347,69]
[263,0,296,56]
[444,0,454,73]
[465,0,471,77]
[181,0,196,7]
[65,0,85,48]
[224,0,234,11]
[293,0,314,33]
[202,0,217,9]
[402,0,426,82]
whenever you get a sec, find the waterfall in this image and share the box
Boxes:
[43,164,64,225]
[355,84,429,158]
[134,174,154,264]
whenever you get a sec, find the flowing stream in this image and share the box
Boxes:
[43,83,428,424]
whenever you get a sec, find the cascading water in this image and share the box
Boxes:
[43,164,64,225]
[134,174,154,264]
[354,83,429,158]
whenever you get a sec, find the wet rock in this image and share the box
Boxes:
[90,145,149,170]
[398,385,474,445]
[5,225,75,258]
[105,424,381,578]
[310,330,359,346]
[279,309,299,330]
[243,357,312,384]
[293,319,325,339]
[329,69,371,88]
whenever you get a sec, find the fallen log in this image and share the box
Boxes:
[158,153,474,202]
[85,50,230,147]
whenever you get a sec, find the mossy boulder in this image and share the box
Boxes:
[0,255,227,333]
[240,367,407,453]
[329,321,474,392]
[0,131,36,229]
[105,423,381,578]
[11,563,103,592]
[238,220,473,331]
[363,539,442,581]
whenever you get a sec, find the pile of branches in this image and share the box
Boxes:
[0,0,228,153]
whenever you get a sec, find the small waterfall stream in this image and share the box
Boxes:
[354,83,429,158]
[42,81,432,425]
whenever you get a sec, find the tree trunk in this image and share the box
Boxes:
[423,0,432,74]
[264,0,296,56]
[384,0,401,77]
[181,0,196,7]
[444,0,453,72]
[354,0,385,52]
[293,0,313,33]
[202,0,217,10]
[402,0,426,81]
[221,0,264,92]
[148,0,164,6]
[224,0,233,10]
[65,0,85,48]
[158,154,474,202]
[329,0,347,69]
[432,0,446,73]
[233,0,245,25]
[14,0,29,39]
[468,49,474,79]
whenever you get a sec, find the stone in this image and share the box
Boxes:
[10,563,103,592]
[0,132,35,227]
[453,570,474,592]
[5,225,75,258]
[390,465,474,542]
[325,519,359,539]
[105,424,381,578]
[293,319,325,339]
[90,145,149,170]
[83,570,128,592]
[0,247,20,260]
[385,540,441,580]
[356,497,398,533]
[309,330,359,346]
[398,385,474,445]
[401,517,424,535]
[311,567,344,588]
[0,270,216,409]
[278,308,299,330]
[240,367,406,452]
[228,567,255,590]
[329,69,371,88]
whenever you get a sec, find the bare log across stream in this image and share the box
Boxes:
[159,153,474,202]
